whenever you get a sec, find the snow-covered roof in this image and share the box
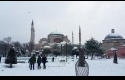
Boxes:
[49,31,64,36]
[44,46,50,48]
[72,47,78,50]
[42,41,48,44]
[60,41,67,44]
[110,48,117,51]
[50,32,61,35]
[122,44,125,46]
[105,33,123,40]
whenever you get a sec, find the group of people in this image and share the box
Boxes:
[28,54,47,70]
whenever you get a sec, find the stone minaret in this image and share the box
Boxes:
[111,29,115,33]
[79,25,81,48]
[30,20,35,45]
[78,25,85,67]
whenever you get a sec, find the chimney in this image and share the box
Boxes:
[111,29,115,33]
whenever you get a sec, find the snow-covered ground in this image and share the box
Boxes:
[0,57,125,76]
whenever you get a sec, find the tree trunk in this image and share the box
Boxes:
[78,48,85,67]
[10,64,12,68]
[91,53,93,60]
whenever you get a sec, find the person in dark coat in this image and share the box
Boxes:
[42,54,47,69]
[37,55,42,69]
[52,57,54,62]
[29,54,36,70]
[113,51,118,64]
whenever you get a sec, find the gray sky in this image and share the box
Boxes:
[0,1,125,44]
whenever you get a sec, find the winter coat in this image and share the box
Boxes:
[37,56,42,64]
[29,55,36,64]
[42,56,47,63]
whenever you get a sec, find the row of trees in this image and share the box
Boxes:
[0,37,104,60]
[0,37,11,57]
[0,37,31,57]
[42,38,104,60]
[42,43,73,57]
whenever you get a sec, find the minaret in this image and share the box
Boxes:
[30,20,35,45]
[111,29,115,33]
[79,25,81,48]
[78,25,85,67]
[72,31,74,44]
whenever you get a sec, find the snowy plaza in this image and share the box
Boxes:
[0,57,125,76]
[1,1,125,76]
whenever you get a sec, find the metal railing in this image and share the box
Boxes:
[75,60,89,76]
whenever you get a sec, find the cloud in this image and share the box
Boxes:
[1,1,125,44]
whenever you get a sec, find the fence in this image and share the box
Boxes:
[75,60,89,76]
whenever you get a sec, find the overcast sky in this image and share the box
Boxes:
[0,1,125,44]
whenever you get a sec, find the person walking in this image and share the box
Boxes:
[42,54,47,69]
[29,54,36,70]
[113,51,118,64]
[52,57,54,62]
[37,55,42,69]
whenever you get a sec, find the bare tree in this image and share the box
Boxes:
[4,37,11,44]
[12,41,21,50]
[3,37,12,57]
[0,41,8,56]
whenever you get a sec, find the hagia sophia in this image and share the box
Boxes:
[30,20,70,50]
[30,20,125,58]
[36,31,70,50]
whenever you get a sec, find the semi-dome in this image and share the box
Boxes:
[105,29,123,40]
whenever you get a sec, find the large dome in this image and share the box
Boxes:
[105,33,123,40]
[49,31,64,36]
[105,29,123,40]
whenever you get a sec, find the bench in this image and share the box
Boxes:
[17,60,26,63]
[60,60,65,62]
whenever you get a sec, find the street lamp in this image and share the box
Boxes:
[60,41,68,62]
[66,43,68,62]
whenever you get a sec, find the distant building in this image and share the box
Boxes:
[102,29,125,52]
[37,31,70,49]
[39,38,48,44]
[102,29,125,58]
[106,45,125,58]
[48,31,70,44]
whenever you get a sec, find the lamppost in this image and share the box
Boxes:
[61,44,63,55]
[60,41,68,62]
[66,43,68,62]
